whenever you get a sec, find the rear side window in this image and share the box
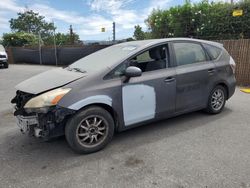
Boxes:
[173,42,207,66]
[203,43,222,60]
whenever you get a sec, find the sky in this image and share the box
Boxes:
[0,0,229,41]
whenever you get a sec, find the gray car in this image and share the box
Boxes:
[11,38,236,154]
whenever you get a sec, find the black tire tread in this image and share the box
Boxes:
[3,63,8,68]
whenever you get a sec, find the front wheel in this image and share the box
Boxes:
[3,62,8,68]
[205,85,227,114]
[65,106,114,154]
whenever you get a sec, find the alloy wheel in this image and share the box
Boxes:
[211,88,225,111]
[76,115,108,148]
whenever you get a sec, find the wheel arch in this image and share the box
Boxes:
[77,103,119,131]
[215,82,229,100]
[66,95,120,131]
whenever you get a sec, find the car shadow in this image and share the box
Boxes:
[1,107,233,178]
[111,107,233,149]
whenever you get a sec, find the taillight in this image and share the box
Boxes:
[229,56,236,74]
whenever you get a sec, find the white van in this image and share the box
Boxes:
[0,45,8,68]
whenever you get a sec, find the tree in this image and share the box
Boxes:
[43,32,80,45]
[133,25,145,40]
[146,9,173,39]
[145,0,250,40]
[9,10,56,37]
[5,10,82,46]
[126,37,135,41]
[2,32,37,47]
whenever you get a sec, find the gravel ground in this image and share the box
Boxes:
[0,64,250,188]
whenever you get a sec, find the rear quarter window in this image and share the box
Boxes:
[203,43,222,60]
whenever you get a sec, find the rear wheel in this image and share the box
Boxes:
[65,106,114,154]
[205,85,227,114]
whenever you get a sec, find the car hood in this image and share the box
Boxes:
[0,51,7,56]
[15,67,87,94]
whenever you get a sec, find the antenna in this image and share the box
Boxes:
[69,25,74,44]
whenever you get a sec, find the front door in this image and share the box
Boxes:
[122,45,176,126]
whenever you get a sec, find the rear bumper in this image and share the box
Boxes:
[227,76,236,99]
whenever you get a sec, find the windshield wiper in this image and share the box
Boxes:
[66,67,86,73]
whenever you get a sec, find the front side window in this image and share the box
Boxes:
[130,45,168,72]
[173,42,207,66]
[135,51,153,63]
[105,45,169,79]
[111,63,127,78]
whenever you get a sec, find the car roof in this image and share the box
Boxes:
[116,38,223,50]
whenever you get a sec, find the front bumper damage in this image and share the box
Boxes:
[15,107,75,139]
[12,91,75,139]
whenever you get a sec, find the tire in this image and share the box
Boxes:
[3,63,8,68]
[205,85,227,114]
[65,106,114,154]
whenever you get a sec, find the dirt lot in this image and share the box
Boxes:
[0,65,250,188]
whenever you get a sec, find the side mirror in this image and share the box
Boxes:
[125,66,142,78]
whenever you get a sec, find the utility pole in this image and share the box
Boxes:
[53,25,58,66]
[70,25,73,44]
[231,0,233,4]
[112,22,116,42]
[38,32,42,65]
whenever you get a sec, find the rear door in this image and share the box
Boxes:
[171,41,216,112]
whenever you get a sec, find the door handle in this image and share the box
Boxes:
[164,77,175,83]
[208,68,215,73]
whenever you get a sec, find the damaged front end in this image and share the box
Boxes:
[11,90,75,140]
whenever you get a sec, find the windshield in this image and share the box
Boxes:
[68,44,138,73]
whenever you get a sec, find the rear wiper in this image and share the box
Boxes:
[67,67,86,73]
